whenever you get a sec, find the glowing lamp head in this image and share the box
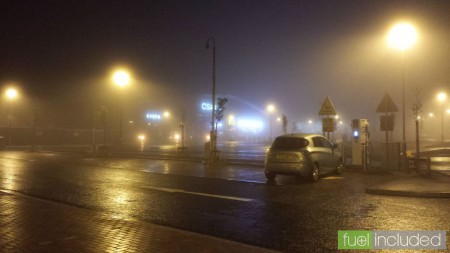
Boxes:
[387,22,418,51]
[112,70,131,88]
[437,92,447,102]
[5,88,18,100]
[267,104,275,113]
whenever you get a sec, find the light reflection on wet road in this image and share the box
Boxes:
[0,151,449,252]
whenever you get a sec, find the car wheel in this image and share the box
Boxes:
[308,163,319,182]
[265,171,277,180]
[335,159,344,175]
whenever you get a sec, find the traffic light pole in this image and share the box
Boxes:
[206,37,217,163]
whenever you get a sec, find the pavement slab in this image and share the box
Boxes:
[0,190,278,253]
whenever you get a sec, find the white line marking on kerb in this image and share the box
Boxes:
[142,186,253,202]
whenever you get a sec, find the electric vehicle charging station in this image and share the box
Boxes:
[351,119,369,169]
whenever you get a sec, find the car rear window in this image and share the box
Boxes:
[271,137,309,150]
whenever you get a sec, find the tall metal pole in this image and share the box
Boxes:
[442,109,445,143]
[269,114,272,141]
[401,52,407,169]
[437,92,447,143]
[119,104,122,150]
[8,110,12,146]
[206,37,216,162]
[112,70,131,151]
[384,93,389,169]
[92,112,97,153]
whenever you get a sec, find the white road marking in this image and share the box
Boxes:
[38,241,53,246]
[141,186,253,202]
[322,176,344,180]
[63,236,78,240]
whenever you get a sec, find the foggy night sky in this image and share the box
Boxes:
[1,0,449,138]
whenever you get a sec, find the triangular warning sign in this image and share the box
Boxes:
[376,93,399,113]
[319,96,337,116]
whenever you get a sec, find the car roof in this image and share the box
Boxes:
[274,133,324,140]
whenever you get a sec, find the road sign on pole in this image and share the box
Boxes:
[376,93,399,113]
[322,117,335,132]
[319,96,337,116]
[376,92,399,171]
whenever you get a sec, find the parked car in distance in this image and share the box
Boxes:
[264,133,344,182]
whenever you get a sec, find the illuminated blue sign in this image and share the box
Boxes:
[146,113,161,120]
[201,102,213,111]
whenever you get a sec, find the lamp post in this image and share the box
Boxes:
[228,114,235,143]
[112,69,131,150]
[267,104,275,141]
[206,37,217,162]
[437,92,447,143]
[137,134,145,152]
[387,22,418,166]
[5,88,18,147]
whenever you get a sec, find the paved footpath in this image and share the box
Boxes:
[0,190,278,253]
[366,172,450,198]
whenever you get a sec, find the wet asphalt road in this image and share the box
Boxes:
[0,151,449,252]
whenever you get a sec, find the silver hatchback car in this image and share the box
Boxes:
[264,133,344,182]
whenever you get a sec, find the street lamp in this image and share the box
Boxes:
[112,70,131,88]
[437,92,447,143]
[112,69,131,149]
[137,134,146,152]
[387,22,418,166]
[387,23,418,51]
[6,88,18,100]
[267,104,275,141]
[308,119,313,133]
[5,87,19,147]
[163,111,170,118]
[206,37,217,162]
[228,114,235,142]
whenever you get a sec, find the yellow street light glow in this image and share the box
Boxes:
[267,104,275,113]
[228,115,235,126]
[5,88,18,100]
[429,113,434,117]
[446,109,450,114]
[112,70,131,87]
[163,111,170,118]
[437,92,447,102]
[387,22,418,51]
[137,135,145,141]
